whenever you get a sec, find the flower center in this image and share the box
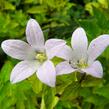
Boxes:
[77,58,88,68]
[36,53,47,62]
[70,58,88,69]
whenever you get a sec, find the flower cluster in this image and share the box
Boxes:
[1,19,109,87]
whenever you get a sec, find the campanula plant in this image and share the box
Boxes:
[1,19,66,87]
[56,27,109,78]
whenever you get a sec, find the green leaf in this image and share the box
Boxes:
[42,86,58,109]
[94,84,109,99]
[56,73,78,94]
[28,75,42,94]
[79,87,92,98]
[51,57,63,66]
[0,61,13,83]
[27,6,46,14]
[4,1,15,10]
[41,95,46,109]
[81,76,103,87]
[85,95,109,106]
[61,82,80,100]
[79,19,101,41]
[93,7,109,30]
[23,0,35,4]
[81,102,91,109]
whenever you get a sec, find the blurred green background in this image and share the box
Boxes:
[1,0,109,109]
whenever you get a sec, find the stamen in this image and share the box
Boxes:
[77,58,88,68]
[36,53,47,62]
[70,58,88,69]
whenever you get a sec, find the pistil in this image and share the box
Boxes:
[70,58,88,69]
[36,53,47,62]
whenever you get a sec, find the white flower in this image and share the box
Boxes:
[56,27,109,78]
[1,19,66,87]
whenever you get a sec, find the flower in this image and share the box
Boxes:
[1,19,66,87]
[56,27,109,78]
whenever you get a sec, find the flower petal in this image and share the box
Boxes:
[55,45,73,61]
[10,60,40,83]
[88,35,109,64]
[37,60,56,87]
[56,61,76,75]
[71,27,88,61]
[26,19,45,51]
[45,39,66,59]
[1,40,36,60]
[82,61,103,78]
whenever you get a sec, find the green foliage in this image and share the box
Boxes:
[0,0,73,40]
[1,0,109,109]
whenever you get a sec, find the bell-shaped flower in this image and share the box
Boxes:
[1,19,66,87]
[56,27,109,78]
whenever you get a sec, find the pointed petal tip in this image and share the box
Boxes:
[72,27,85,34]
[82,61,103,78]
[1,39,36,60]
[26,18,44,50]
[96,72,103,78]
[47,82,55,87]
[47,79,56,87]
[1,40,11,55]
[10,61,38,84]
[10,80,15,84]
[27,18,38,27]
[88,34,109,63]
[28,18,36,23]
[29,18,34,20]
[37,60,56,87]
[78,27,84,30]
[71,27,88,61]
[88,73,103,78]
[50,84,55,87]
[10,78,16,84]
[86,71,103,78]
[1,40,7,50]
[10,75,16,84]
[27,18,41,28]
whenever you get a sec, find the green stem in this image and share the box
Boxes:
[79,73,86,83]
